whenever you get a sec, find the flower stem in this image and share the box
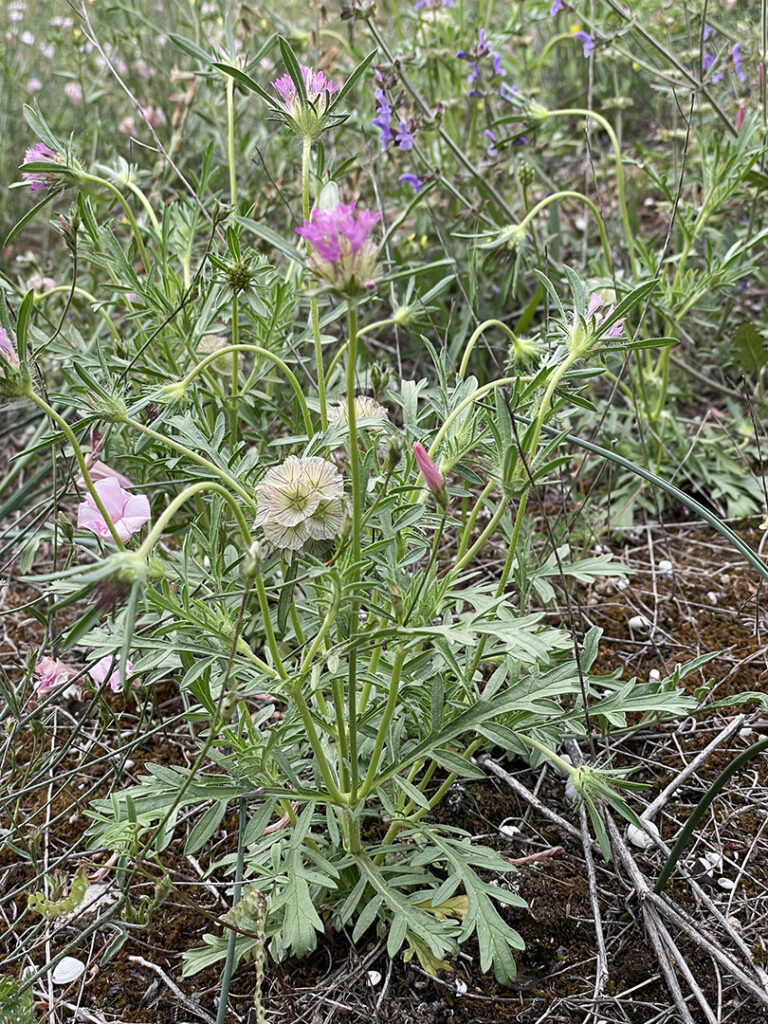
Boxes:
[301,135,327,431]
[79,172,150,275]
[136,481,251,558]
[346,302,362,801]
[122,415,254,505]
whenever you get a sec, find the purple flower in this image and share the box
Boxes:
[702,52,714,72]
[395,120,414,151]
[373,86,393,148]
[733,44,746,82]
[0,328,19,369]
[573,31,594,58]
[484,129,498,157]
[457,27,505,96]
[21,141,61,192]
[703,23,712,42]
[296,201,381,293]
[414,0,453,8]
[399,173,422,193]
[550,0,564,12]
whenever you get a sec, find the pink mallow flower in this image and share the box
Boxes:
[34,656,76,695]
[296,201,380,294]
[77,477,151,543]
[272,65,338,119]
[89,654,136,693]
[0,328,19,369]
[21,141,62,192]
[413,442,447,504]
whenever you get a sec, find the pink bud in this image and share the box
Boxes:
[737,103,745,132]
[412,442,445,499]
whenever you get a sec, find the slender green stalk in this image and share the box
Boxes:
[458,320,520,380]
[301,135,327,431]
[216,797,246,1024]
[539,110,634,276]
[28,392,125,548]
[226,76,238,209]
[230,293,239,448]
[345,302,362,800]
[253,572,288,680]
[123,178,162,235]
[35,286,121,342]
[136,481,251,557]
[79,172,150,274]
[509,190,614,273]
[178,343,313,439]
[359,647,406,798]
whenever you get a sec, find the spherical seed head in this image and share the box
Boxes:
[518,160,535,188]
[226,261,255,294]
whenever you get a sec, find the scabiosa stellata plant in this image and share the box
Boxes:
[0,328,19,369]
[254,455,345,550]
[296,201,381,295]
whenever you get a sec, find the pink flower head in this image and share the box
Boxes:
[296,201,380,293]
[34,656,76,695]
[272,65,338,118]
[77,477,151,543]
[413,442,446,504]
[89,654,136,692]
[585,294,625,339]
[21,141,61,192]
[0,327,19,369]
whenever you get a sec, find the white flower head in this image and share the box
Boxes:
[255,455,344,549]
[328,395,389,429]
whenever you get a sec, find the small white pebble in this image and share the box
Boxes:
[455,979,468,995]
[718,877,736,891]
[706,591,719,606]
[616,578,630,591]
[627,821,660,849]
[52,956,86,985]
[628,614,651,632]
[565,777,578,805]
[648,669,661,682]
[366,970,382,987]
[499,824,520,839]
[658,559,673,577]
[739,728,755,740]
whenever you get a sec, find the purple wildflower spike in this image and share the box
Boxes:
[399,173,422,193]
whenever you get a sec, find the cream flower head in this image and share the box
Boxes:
[328,395,389,429]
[255,455,345,549]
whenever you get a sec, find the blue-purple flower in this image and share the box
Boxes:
[373,86,393,148]
[484,129,498,157]
[399,173,422,193]
[457,27,505,97]
[395,120,414,151]
[573,31,594,58]
[414,0,453,8]
[550,0,564,13]
[732,43,746,83]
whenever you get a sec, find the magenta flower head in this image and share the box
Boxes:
[271,65,338,137]
[296,201,381,295]
[21,141,64,192]
[413,442,447,506]
[77,477,151,543]
[0,325,31,399]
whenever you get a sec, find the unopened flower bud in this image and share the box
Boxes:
[386,436,402,471]
[413,441,447,506]
[518,160,535,188]
[242,541,262,581]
